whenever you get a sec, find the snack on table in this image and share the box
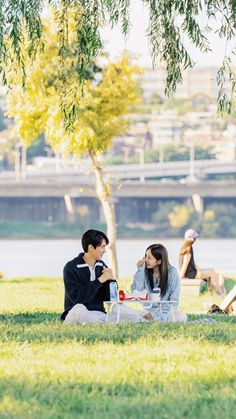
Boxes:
[119,289,148,301]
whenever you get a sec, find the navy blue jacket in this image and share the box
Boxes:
[61,253,114,320]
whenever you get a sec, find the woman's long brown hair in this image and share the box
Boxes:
[179,239,192,270]
[145,244,170,296]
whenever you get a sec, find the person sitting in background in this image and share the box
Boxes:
[131,243,187,323]
[179,228,224,295]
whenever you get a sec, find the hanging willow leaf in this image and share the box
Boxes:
[1,0,236,127]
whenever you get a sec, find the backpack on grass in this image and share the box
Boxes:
[207,304,228,315]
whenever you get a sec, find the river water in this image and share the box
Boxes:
[0,238,235,279]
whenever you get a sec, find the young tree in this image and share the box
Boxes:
[6,14,141,276]
[1,1,236,125]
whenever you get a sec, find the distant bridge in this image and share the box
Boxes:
[0,158,235,199]
[102,159,236,180]
[0,171,235,224]
[0,176,236,199]
[2,158,236,182]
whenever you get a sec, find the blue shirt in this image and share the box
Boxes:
[131,265,180,319]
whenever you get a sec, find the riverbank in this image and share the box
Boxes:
[1,238,236,279]
[1,222,236,239]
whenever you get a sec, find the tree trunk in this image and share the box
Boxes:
[89,149,118,278]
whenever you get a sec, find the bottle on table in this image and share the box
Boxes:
[150,287,161,301]
[109,281,118,301]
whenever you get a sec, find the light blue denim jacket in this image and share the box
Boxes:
[131,265,180,319]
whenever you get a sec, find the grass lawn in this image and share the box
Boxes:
[0,277,236,419]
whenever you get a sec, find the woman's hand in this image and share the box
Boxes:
[137,257,145,268]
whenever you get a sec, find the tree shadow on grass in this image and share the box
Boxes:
[1,311,235,326]
[0,311,60,324]
[0,312,235,345]
[0,377,235,419]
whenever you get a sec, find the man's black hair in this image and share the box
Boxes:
[81,229,109,252]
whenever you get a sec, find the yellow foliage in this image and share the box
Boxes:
[204,210,215,221]
[168,205,192,229]
[76,205,90,217]
[6,10,141,155]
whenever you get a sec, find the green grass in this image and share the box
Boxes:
[0,277,236,419]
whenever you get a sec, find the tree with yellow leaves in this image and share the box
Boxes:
[1,1,236,121]
[6,12,141,276]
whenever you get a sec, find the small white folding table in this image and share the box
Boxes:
[104,300,176,324]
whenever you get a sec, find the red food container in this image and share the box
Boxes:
[119,289,125,301]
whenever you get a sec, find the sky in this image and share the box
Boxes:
[100,0,235,68]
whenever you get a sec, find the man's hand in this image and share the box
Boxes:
[98,267,115,283]
[137,257,145,268]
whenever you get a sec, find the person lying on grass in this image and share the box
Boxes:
[132,243,187,323]
[61,229,144,324]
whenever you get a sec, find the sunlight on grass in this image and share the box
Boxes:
[0,277,235,418]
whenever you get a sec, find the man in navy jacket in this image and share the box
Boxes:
[61,229,116,324]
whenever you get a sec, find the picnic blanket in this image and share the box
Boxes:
[188,317,217,324]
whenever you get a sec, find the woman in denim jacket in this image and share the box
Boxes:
[132,243,187,323]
